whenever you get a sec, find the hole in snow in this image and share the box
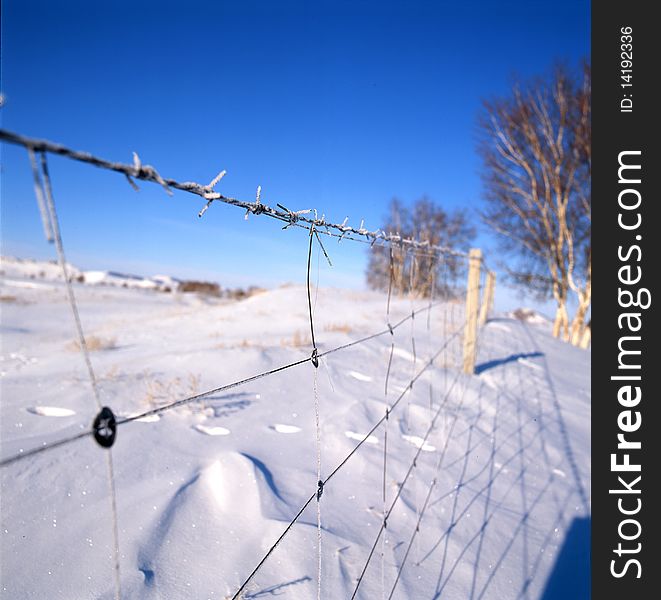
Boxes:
[270,424,302,434]
[27,406,76,417]
[193,424,231,436]
[348,371,372,382]
[402,434,436,452]
[345,431,379,445]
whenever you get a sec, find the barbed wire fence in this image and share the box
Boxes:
[0,129,503,599]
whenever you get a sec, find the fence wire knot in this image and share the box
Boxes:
[93,407,117,448]
[316,479,324,501]
[132,152,172,196]
[245,185,266,219]
[311,348,319,369]
[277,203,309,227]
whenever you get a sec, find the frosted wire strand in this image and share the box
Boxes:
[306,227,323,600]
[407,257,418,567]
[38,152,122,600]
[384,247,395,396]
[106,450,123,600]
[381,246,395,599]
[0,128,487,264]
[39,152,101,408]
[27,148,54,242]
[306,227,318,352]
[314,371,322,600]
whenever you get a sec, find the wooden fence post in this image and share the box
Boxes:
[462,248,482,375]
[478,271,496,326]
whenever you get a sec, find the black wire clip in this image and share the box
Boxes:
[93,406,117,448]
[316,479,324,501]
[311,348,319,369]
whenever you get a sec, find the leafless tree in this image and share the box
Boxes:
[366,198,475,298]
[478,64,591,343]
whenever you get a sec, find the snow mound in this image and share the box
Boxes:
[134,455,285,597]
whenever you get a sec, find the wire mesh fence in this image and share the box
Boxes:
[0,130,586,600]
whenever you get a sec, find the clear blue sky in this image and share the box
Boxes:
[1,0,590,311]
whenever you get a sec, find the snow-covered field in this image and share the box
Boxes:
[0,257,590,599]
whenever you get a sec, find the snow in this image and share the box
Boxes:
[0,256,176,292]
[0,258,590,599]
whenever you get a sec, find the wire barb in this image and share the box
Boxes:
[207,169,227,190]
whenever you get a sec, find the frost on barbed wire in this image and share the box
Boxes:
[0,129,491,269]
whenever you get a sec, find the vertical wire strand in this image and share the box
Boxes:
[40,152,101,407]
[314,370,322,600]
[38,151,122,600]
[419,257,435,565]
[27,148,54,242]
[407,255,417,431]
[407,254,418,565]
[381,245,395,598]
[384,246,395,397]
[381,406,389,600]
[306,226,318,354]
[306,225,323,600]
[105,450,123,600]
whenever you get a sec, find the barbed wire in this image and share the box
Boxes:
[0,129,494,266]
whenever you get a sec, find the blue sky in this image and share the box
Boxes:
[1,0,590,312]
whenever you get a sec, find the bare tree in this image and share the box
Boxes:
[567,65,591,344]
[366,198,475,298]
[478,64,591,342]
